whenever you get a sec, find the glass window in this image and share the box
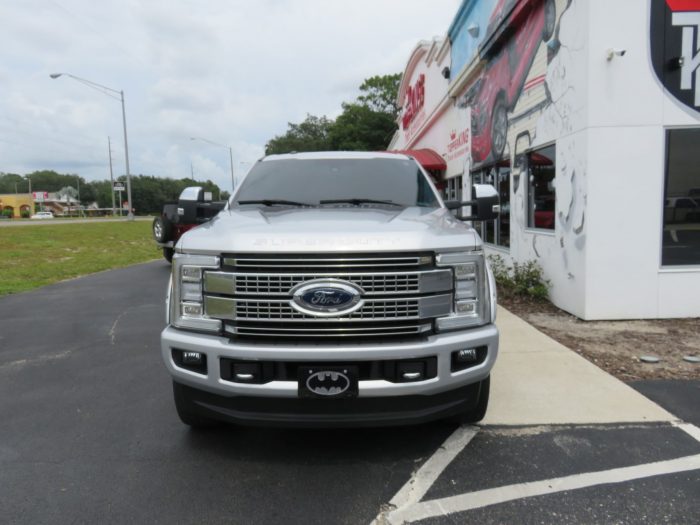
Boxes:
[527,145,556,230]
[662,129,700,266]
[443,176,463,202]
[235,158,440,208]
[472,165,510,247]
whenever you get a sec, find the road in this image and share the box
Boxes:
[0,261,698,524]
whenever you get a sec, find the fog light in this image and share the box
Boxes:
[451,346,486,372]
[456,348,478,362]
[182,351,203,365]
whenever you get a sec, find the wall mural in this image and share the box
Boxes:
[458,0,559,168]
[454,0,588,289]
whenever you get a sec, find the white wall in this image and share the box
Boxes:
[582,0,700,319]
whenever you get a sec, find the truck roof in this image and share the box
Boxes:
[262,151,413,162]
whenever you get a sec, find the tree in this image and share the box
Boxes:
[263,73,402,154]
[329,103,397,151]
[357,73,402,119]
[265,114,334,155]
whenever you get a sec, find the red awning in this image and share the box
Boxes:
[390,149,447,171]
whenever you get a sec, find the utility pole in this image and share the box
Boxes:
[108,137,116,217]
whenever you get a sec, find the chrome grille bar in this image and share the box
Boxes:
[223,254,432,269]
[205,294,451,322]
[226,322,432,338]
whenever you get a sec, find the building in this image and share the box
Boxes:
[390,0,700,320]
[0,194,33,218]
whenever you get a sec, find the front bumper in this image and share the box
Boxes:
[161,324,498,424]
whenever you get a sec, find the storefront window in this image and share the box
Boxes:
[472,164,510,248]
[527,145,556,230]
[662,129,700,266]
[444,176,463,201]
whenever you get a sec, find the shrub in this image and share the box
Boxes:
[1,208,13,218]
[488,254,550,300]
[20,209,31,219]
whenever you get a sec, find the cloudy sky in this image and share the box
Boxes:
[1,0,460,191]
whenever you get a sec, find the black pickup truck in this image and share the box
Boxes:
[152,186,227,262]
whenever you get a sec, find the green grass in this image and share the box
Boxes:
[0,221,161,295]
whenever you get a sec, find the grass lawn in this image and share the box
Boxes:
[0,221,161,295]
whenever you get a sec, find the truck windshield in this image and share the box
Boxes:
[234,158,440,208]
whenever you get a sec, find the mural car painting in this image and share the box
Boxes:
[461,0,556,166]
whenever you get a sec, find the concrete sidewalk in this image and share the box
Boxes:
[483,306,675,426]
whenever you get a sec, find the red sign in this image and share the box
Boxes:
[402,74,425,130]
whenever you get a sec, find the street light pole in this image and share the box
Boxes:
[189,137,235,192]
[50,72,134,220]
[120,90,134,220]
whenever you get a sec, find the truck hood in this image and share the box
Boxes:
[178,206,480,254]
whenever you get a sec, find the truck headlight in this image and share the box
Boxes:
[435,251,491,331]
[170,253,221,332]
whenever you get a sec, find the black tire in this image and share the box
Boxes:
[152,216,173,243]
[491,98,508,161]
[163,247,174,263]
[451,376,490,425]
[172,382,221,429]
[542,0,556,41]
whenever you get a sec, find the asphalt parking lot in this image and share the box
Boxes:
[1,261,698,524]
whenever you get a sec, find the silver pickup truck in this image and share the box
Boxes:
[161,151,499,428]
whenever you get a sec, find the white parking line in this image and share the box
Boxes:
[372,425,478,524]
[386,453,700,523]
[673,421,700,443]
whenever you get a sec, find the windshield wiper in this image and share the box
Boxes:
[319,198,403,207]
[236,199,313,207]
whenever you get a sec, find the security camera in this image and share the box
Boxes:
[606,48,627,61]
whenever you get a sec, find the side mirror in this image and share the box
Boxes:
[470,184,500,221]
[444,184,500,221]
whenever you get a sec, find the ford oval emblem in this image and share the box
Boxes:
[306,371,351,396]
[290,279,364,317]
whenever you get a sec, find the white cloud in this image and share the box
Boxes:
[0,0,460,191]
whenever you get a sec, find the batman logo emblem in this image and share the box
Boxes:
[305,370,351,396]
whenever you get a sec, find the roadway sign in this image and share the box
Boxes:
[113,182,126,192]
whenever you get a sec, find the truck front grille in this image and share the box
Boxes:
[204,253,452,340]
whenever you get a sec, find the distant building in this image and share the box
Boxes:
[0,194,33,218]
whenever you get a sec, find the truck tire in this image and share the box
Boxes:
[172,382,221,429]
[163,247,174,263]
[451,376,490,425]
[152,216,173,243]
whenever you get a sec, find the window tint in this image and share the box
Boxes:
[527,145,556,230]
[235,158,440,208]
[662,129,700,266]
